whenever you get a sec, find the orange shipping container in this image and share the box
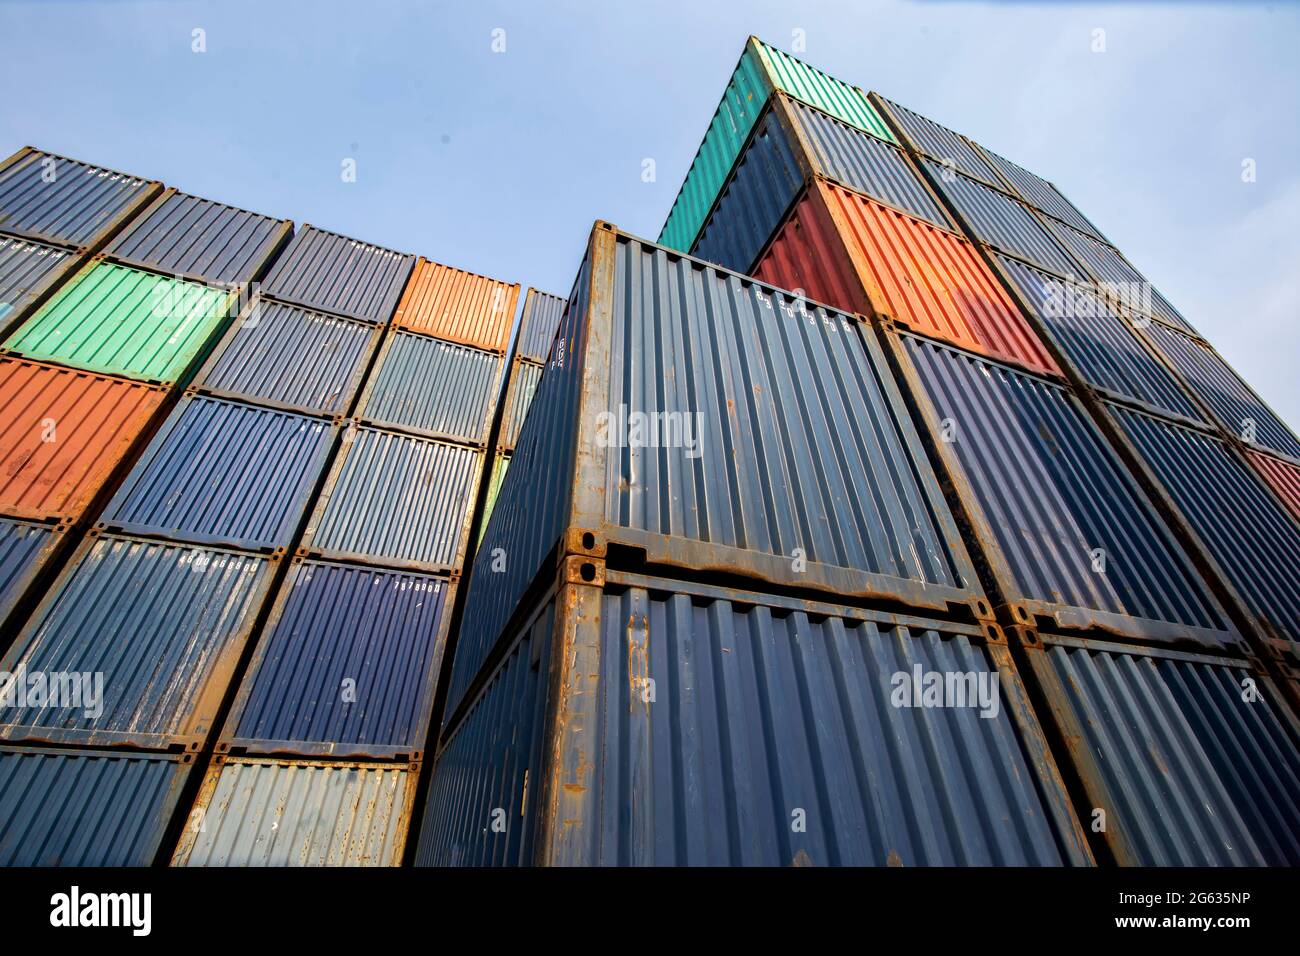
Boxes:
[754,179,1059,377]
[392,258,518,353]
[0,357,165,521]
[1247,449,1300,521]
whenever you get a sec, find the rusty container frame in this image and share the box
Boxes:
[496,354,544,455]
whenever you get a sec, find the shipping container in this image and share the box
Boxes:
[0,532,275,750]
[261,224,415,323]
[498,357,542,452]
[0,356,165,522]
[446,225,988,719]
[692,94,951,275]
[1019,633,1300,865]
[171,756,414,866]
[355,329,502,444]
[0,745,191,866]
[0,234,77,337]
[391,257,518,352]
[890,331,1236,648]
[220,559,453,759]
[100,394,337,551]
[422,569,1090,866]
[659,36,894,252]
[0,146,161,249]
[1141,321,1300,462]
[301,423,482,573]
[0,517,61,631]
[754,179,1059,376]
[1107,402,1300,650]
[104,188,291,286]
[515,288,567,364]
[1247,450,1300,520]
[4,259,233,384]
[190,297,384,417]
[477,452,509,545]
[869,95,1000,187]
[992,253,1206,423]
[972,144,1105,241]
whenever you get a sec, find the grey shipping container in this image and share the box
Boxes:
[190,296,384,417]
[99,394,338,552]
[499,356,542,452]
[355,329,502,444]
[300,423,482,573]
[889,330,1235,648]
[419,569,1091,867]
[1108,402,1300,650]
[0,146,161,249]
[0,234,77,336]
[973,144,1105,241]
[0,516,61,631]
[172,756,414,867]
[870,95,1001,187]
[0,745,192,866]
[220,558,453,760]
[261,224,416,323]
[1020,633,1300,865]
[0,533,275,750]
[104,188,292,287]
[445,224,988,721]
[515,288,567,364]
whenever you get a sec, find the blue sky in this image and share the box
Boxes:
[2,0,1296,423]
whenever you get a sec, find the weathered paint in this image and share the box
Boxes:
[261,225,415,323]
[191,297,383,417]
[0,533,273,750]
[871,95,1000,186]
[0,517,60,628]
[0,234,76,335]
[0,745,191,866]
[171,756,413,866]
[100,394,337,551]
[975,145,1105,241]
[499,357,542,452]
[222,559,452,759]
[1247,449,1300,520]
[0,357,165,521]
[755,180,1059,376]
[391,258,518,352]
[477,453,510,545]
[4,260,232,384]
[515,288,567,364]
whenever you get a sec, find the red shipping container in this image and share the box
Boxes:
[393,258,519,353]
[1247,449,1300,521]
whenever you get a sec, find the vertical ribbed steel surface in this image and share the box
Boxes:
[0,534,271,748]
[0,517,57,624]
[478,453,510,543]
[873,96,999,185]
[391,258,517,352]
[1040,636,1300,865]
[101,395,336,551]
[976,146,1103,240]
[0,746,190,866]
[515,288,567,364]
[0,148,157,248]
[0,234,75,330]
[303,424,480,572]
[192,298,382,416]
[1247,450,1300,520]
[1109,403,1300,647]
[104,191,289,286]
[499,358,542,452]
[356,331,501,444]
[261,225,414,322]
[225,560,451,758]
[172,757,411,866]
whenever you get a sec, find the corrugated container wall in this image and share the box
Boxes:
[973,144,1104,241]
[1247,450,1300,520]
[0,235,76,335]
[0,517,60,627]
[870,97,1000,186]
[261,225,415,322]
[392,258,517,352]
[499,358,542,452]
[515,288,567,364]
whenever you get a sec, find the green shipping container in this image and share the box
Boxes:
[658,36,894,253]
[4,260,231,384]
[477,454,510,545]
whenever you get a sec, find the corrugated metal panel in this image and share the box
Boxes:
[356,330,501,444]
[755,180,1059,376]
[1110,403,1300,647]
[921,161,1081,278]
[0,147,158,248]
[302,424,481,573]
[900,334,1232,643]
[0,234,75,333]
[224,560,452,758]
[0,356,165,521]
[515,288,567,364]
[0,517,59,626]
[1143,322,1300,461]
[5,260,232,384]
[994,253,1205,422]
[191,297,382,416]
[1247,450,1300,520]
[172,756,411,866]
[0,745,190,866]
[658,37,891,253]
[101,395,336,551]
[976,146,1104,240]
[477,453,510,545]
[104,190,290,286]
[426,576,1088,867]
[261,225,415,323]
[499,358,542,452]
[391,258,517,352]
[0,534,272,749]
[872,96,1000,186]
[1034,636,1300,865]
